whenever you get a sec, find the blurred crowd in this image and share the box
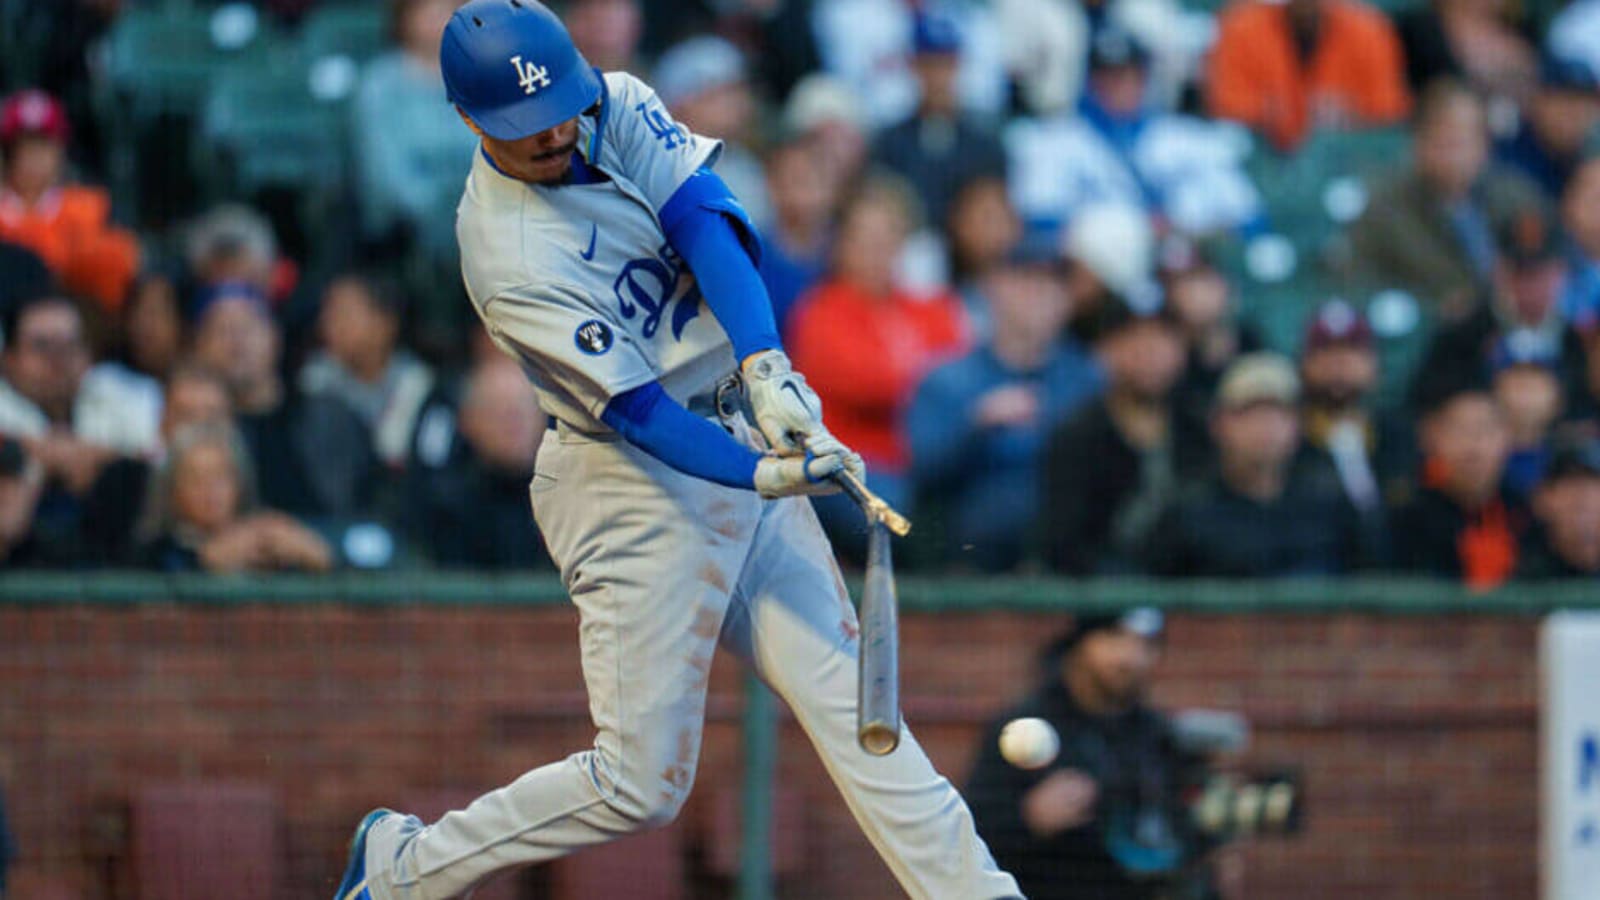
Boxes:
[1,0,1599,584]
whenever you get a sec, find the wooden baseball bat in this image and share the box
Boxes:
[831,470,912,537]
[855,505,901,756]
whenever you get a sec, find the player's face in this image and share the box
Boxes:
[474,115,583,186]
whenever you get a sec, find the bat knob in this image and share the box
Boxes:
[858,723,900,756]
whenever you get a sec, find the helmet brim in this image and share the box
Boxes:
[459,64,602,141]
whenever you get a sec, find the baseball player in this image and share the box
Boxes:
[335,2,1022,898]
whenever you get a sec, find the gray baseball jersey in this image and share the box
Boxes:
[357,70,1023,900]
[457,71,737,430]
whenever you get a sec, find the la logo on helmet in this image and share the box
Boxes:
[511,56,551,95]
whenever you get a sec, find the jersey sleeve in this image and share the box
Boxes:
[602,72,724,214]
[483,281,660,420]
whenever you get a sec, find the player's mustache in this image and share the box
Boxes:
[533,140,579,161]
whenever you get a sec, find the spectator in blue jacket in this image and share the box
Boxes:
[907,236,1103,571]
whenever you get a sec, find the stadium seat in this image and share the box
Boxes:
[198,59,350,197]
[302,5,390,64]
[102,7,277,119]
[129,781,280,900]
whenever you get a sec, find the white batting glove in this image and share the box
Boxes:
[754,448,847,498]
[804,428,867,486]
[743,349,824,454]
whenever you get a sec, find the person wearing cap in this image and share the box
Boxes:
[1488,330,1565,502]
[1298,300,1414,520]
[190,284,373,521]
[1005,26,1260,238]
[1494,54,1600,197]
[1391,377,1525,588]
[1414,200,1590,402]
[0,89,138,313]
[352,0,484,264]
[1559,156,1600,337]
[1041,293,1210,575]
[869,12,1006,230]
[1349,79,1546,320]
[906,234,1104,571]
[966,609,1221,900]
[1060,202,1157,346]
[1519,435,1600,577]
[1206,0,1410,151]
[1142,353,1364,576]
[652,35,771,229]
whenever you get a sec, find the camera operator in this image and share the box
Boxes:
[965,609,1219,900]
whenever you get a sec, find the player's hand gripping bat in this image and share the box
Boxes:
[831,469,908,756]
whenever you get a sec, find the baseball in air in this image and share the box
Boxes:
[998,717,1060,770]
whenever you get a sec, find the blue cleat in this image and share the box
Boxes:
[334,808,395,900]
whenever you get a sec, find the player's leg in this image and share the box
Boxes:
[356,436,761,900]
[720,496,1023,900]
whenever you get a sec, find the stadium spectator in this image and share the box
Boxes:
[653,35,771,228]
[946,174,1023,300]
[352,0,480,264]
[559,0,644,73]
[1560,155,1600,335]
[1489,332,1564,502]
[1007,28,1261,236]
[81,363,233,565]
[0,435,46,566]
[184,205,286,303]
[406,355,549,570]
[134,421,333,573]
[1569,333,1600,424]
[1206,0,1410,151]
[107,270,184,385]
[758,136,836,334]
[0,239,52,311]
[1394,0,1537,101]
[1144,353,1364,576]
[190,283,373,518]
[1391,379,1524,587]
[869,13,1007,231]
[1519,435,1600,577]
[0,90,138,312]
[1349,80,1545,320]
[1547,0,1600,87]
[1060,203,1156,345]
[1160,235,1260,422]
[0,293,159,463]
[1298,300,1414,518]
[906,236,1103,571]
[782,74,870,203]
[1415,203,1589,401]
[788,174,970,518]
[1495,56,1600,197]
[966,609,1219,900]
[297,273,434,470]
[1040,294,1207,574]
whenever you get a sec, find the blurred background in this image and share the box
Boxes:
[0,0,1598,897]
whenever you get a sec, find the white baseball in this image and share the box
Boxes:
[998,717,1060,770]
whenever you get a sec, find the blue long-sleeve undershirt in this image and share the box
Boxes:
[658,169,781,363]
[601,382,762,490]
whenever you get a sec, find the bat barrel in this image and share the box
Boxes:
[857,522,901,756]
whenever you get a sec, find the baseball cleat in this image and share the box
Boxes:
[334,808,395,900]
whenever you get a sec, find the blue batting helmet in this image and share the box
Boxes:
[440,0,603,141]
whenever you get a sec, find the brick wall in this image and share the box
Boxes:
[0,603,1538,899]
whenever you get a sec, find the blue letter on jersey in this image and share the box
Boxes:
[612,244,702,341]
[637,102,688,151]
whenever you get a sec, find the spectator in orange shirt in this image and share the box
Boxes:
[0,90,138,313]
[788,174,970,548]
[1207,0,1412,150]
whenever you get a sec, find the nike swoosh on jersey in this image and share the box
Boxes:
[580,224,598,262]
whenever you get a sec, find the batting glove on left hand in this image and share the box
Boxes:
[743,349,824,454]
